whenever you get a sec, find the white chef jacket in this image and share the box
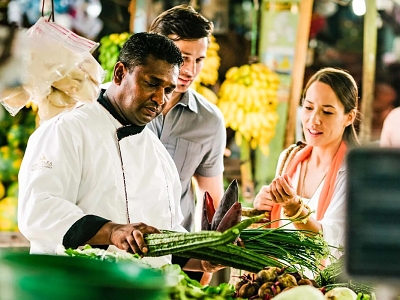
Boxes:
[18,99,185,268]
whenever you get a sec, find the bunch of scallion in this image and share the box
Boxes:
[238,227,332,275]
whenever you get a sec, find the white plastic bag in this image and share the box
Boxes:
[0,17,105,120]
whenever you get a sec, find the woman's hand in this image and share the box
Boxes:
[253,185,274,211]
[269,174,298,207]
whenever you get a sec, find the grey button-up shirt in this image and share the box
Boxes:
[147,88,226,231]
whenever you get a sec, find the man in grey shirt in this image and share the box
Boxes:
[148,5,226,235]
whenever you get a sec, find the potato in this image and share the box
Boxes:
[274,285,325,300]
[52,66,99,102]
[37,89,76,121]
[256,267,279,284]
[52,67,86,95]
[0,86,30,108]
[78,54,104,84]
[47,88,77,108]
[324,287,357,300]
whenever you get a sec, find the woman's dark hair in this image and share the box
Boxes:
[118,32,183,72]
[302,67,360,147]
[149,4,213,41]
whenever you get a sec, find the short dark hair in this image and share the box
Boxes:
[302,67,360,147]
[118,32,183,72]
[149,4,213,41]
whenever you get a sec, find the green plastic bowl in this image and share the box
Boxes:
[0,250,168,300]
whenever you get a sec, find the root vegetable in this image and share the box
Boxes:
[238,282,258,298]
[298,279,314,286]
[256,267,278,284]
[273,285,325,300]
[287,271,303,282]
[278,273,298,289]
[324,287,357,300]
[235,280,245,292]
[258,282,281,298]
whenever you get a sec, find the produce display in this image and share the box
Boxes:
[60,180,350,299]
[98,32,131,83]
[63,237,374,299]
[315,256,375,297]
[217,63,280,155]
[65,245,237,299]
[233,269,374,299]
[0,105,36,231]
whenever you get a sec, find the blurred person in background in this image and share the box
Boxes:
[380,106,400,147]
[371,80,397,142]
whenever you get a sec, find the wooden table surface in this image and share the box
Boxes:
[0,231,30,248]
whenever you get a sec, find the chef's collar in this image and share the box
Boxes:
[98,89,145,140]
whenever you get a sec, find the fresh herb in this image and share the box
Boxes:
[237,227,331,275]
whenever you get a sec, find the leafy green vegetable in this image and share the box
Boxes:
[64,246,236,299]
[161,264,236,300]
[64,244,150,268]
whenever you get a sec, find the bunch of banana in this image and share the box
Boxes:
[192,35,220,104]
[98,32,131,83]
[217,63,280,155]
[197,35,220,86]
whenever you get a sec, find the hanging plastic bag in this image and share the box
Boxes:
[0,16,105,120]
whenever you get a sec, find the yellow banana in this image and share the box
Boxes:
[225,67,239,80]
[197,85,218,104]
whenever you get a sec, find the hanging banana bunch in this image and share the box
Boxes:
[192,35,220,104]
[217,63,280,155]
[98,32,131,83]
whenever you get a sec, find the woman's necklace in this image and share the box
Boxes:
[300,159,327,204]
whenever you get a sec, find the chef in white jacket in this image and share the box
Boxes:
[18,32,219,273]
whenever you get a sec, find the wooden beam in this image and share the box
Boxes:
[359,0,377,143]
[284,0,313,148]
[129,0,136,33]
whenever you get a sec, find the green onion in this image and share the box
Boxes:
[238,227,331,275]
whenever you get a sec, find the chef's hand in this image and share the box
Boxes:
[109,222,161,255]
[253,185,274,211]
[269,174,298,207]
[87,222,160,255]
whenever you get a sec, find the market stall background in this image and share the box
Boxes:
[1,0,399,234]
[0,0,399,298]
